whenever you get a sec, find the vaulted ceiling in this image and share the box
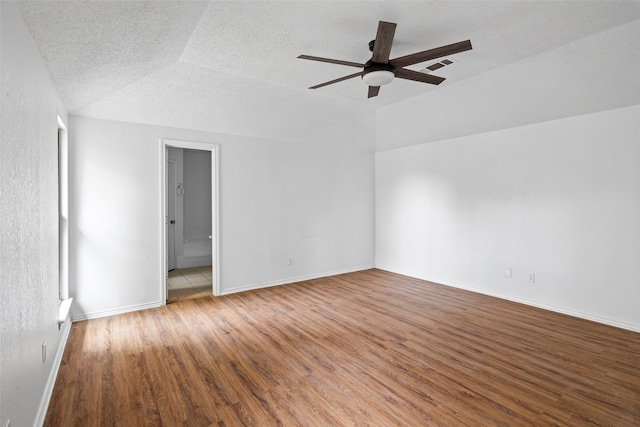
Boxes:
[19,1,640,146]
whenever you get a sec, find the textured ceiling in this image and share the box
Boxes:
[18,1,640,145]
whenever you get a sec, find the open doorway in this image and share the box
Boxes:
[160,139,219,303]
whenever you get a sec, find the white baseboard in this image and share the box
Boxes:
[34,317,73,427]
[220,265,375,296]
[376,266,640,333]
[71,301,162,322]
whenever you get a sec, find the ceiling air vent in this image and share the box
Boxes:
[420,58,457,73]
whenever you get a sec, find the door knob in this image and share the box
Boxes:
[170,220,176,224]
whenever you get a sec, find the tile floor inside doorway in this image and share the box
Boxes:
[167,265,212,302]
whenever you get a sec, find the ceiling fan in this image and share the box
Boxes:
[298,21,472,98]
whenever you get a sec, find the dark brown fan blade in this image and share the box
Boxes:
[298,55,365,68]
[309,71,362,89]
[389,40,472,68]
[371,21,397,64]
[394,68,446,85]
[368,86,380,98]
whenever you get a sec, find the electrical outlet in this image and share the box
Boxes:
[288,257,293,266]
[528,273,536,283]
[505,268,512,278]
[42,341,47,364]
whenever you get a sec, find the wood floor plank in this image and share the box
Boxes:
[45,269,640,426]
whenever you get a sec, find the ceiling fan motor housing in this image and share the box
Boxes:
[362,61,395,86]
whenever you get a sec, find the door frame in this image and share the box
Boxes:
[160,138,220,302]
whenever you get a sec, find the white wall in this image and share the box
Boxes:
[183,149,212,242]
[376,104,640,332]
[0,2,70,425]
[69,116,375,319]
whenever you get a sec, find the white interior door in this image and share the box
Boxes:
[167,160,177,271]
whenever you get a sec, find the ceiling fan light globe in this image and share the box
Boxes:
[362,70,395,86]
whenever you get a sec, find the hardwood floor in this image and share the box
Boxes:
[45,269,640,426]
